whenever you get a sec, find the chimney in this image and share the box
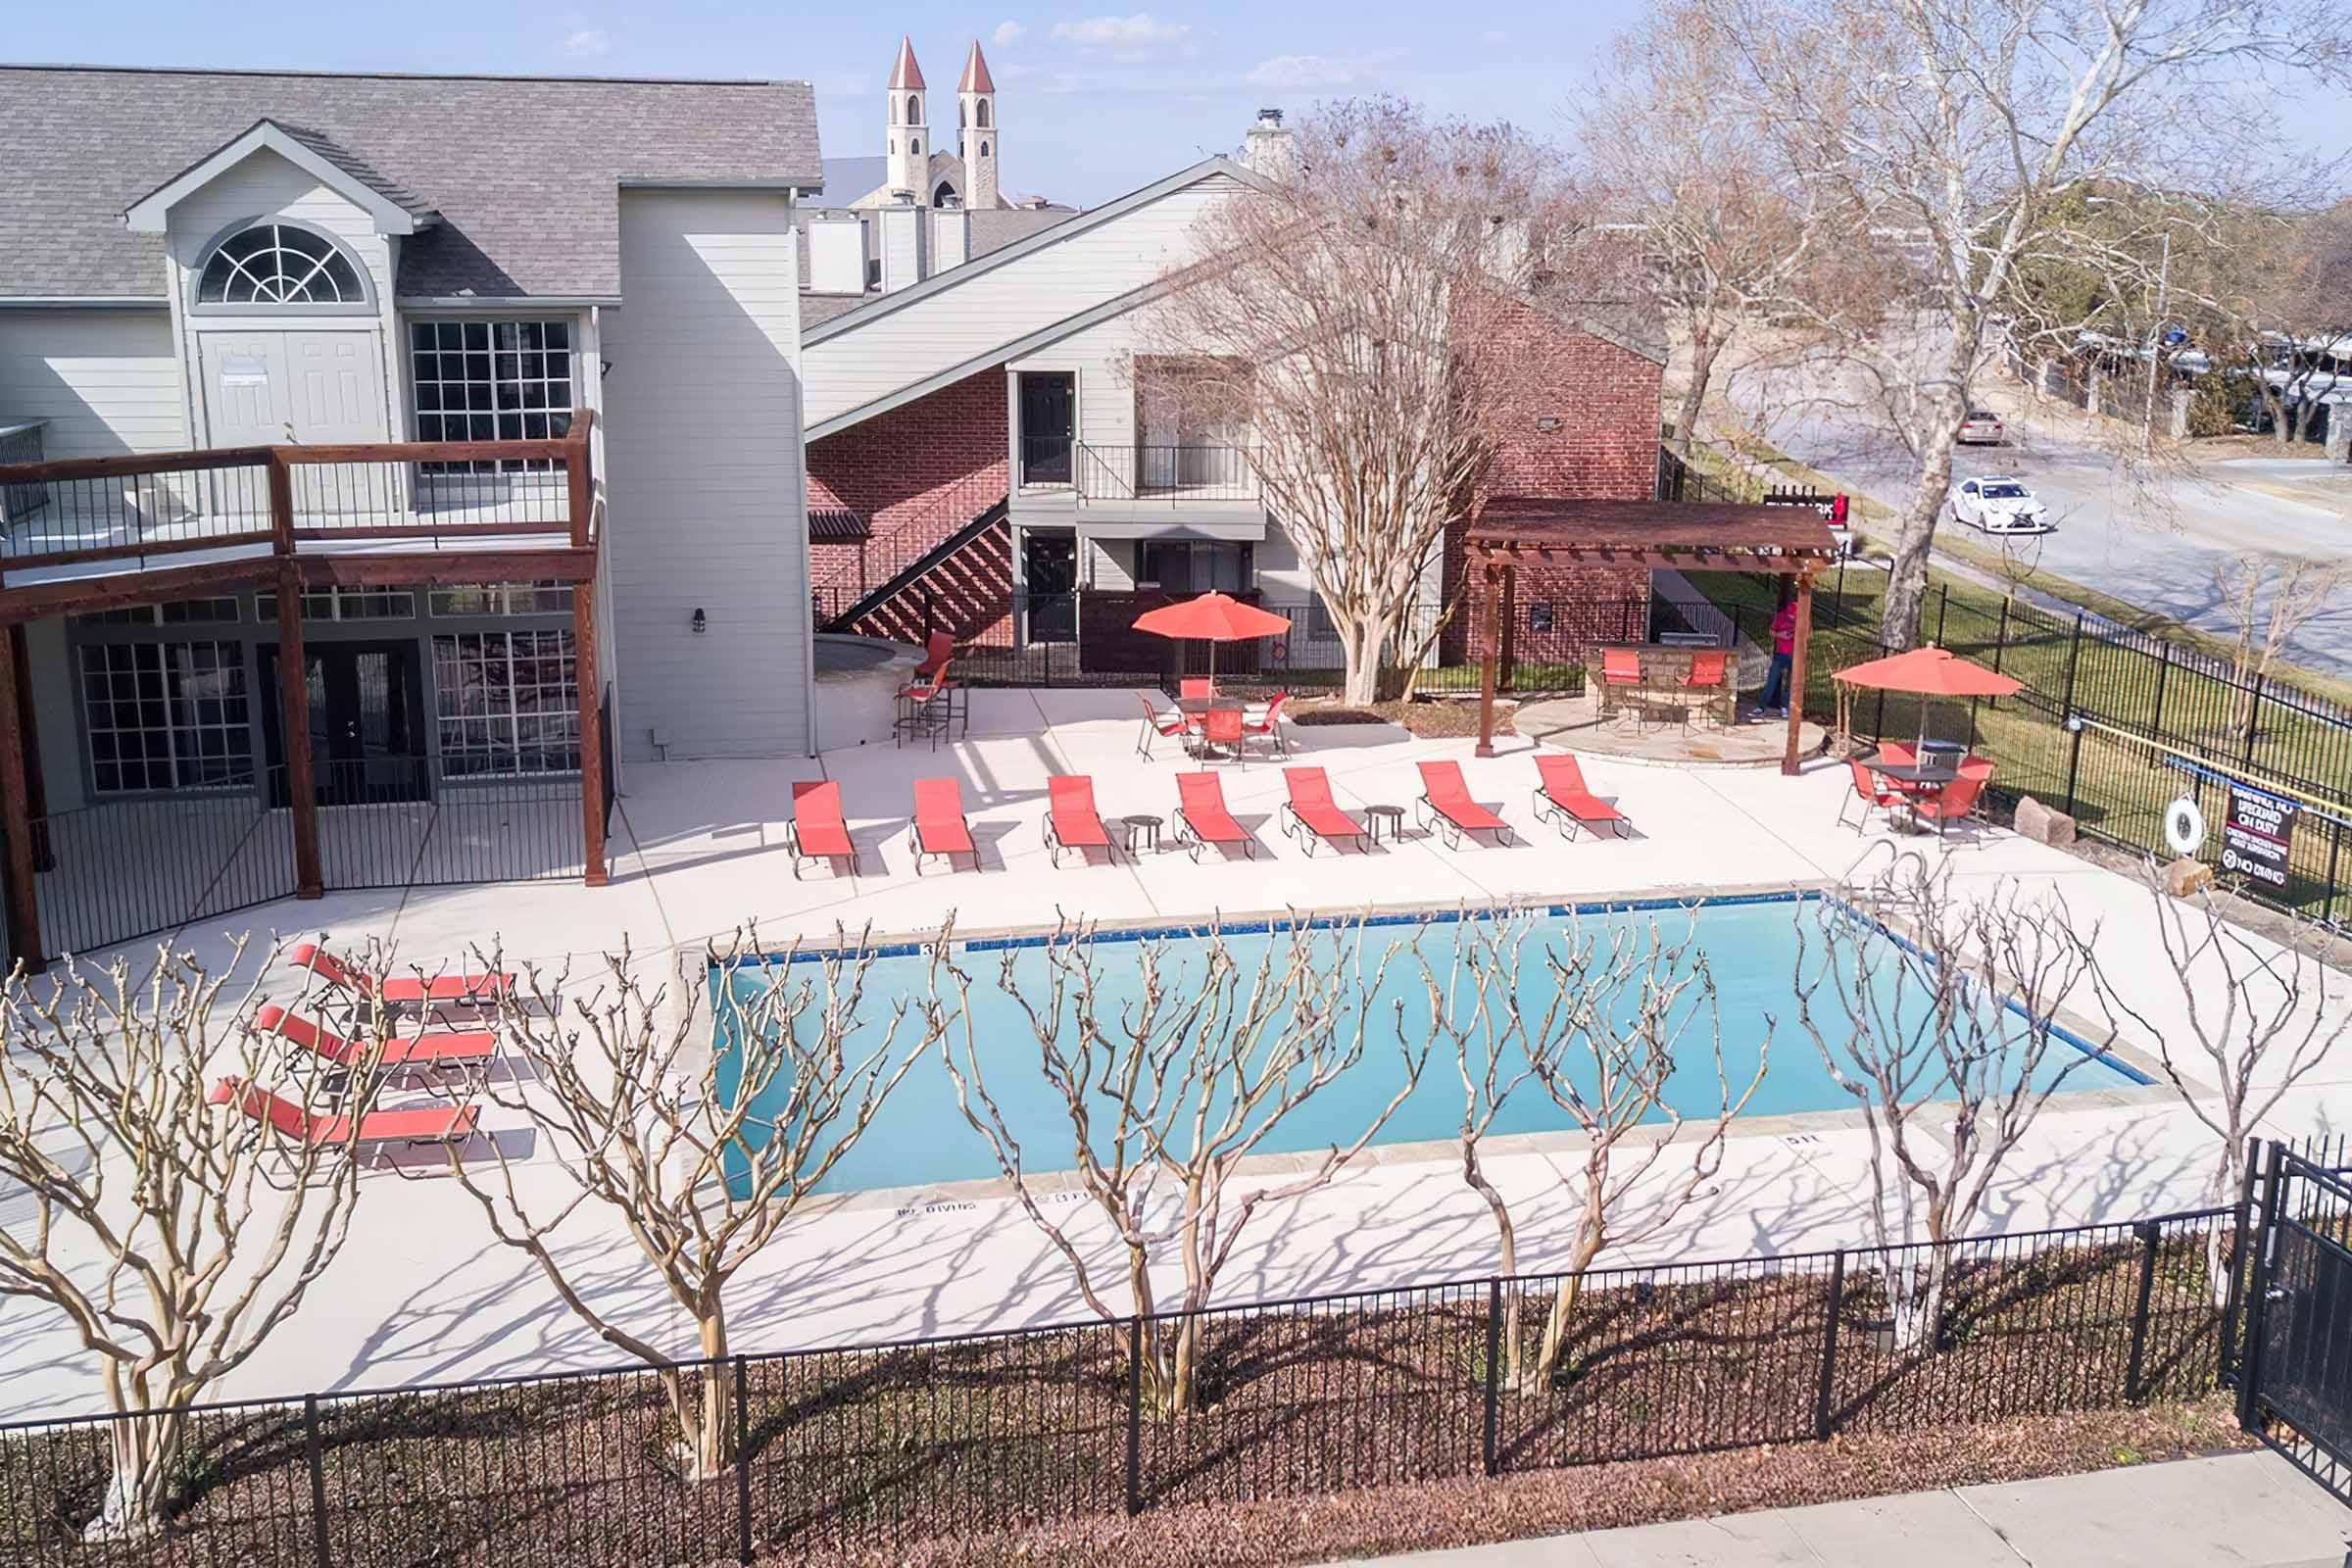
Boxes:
[929,208,970,274]
[1243,107,1296,179]
[808,218,867,295]
[878,202,928,292]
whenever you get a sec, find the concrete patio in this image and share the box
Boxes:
[3,684,2349,1418]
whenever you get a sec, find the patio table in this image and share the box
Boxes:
[1862,752,1960,834]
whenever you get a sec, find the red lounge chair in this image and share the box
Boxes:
[1173,771,1254,859]
[1415,760,1514,849]
[1136,692,1188,758]
[1837,758,1906,833]
[1045,775,1113,867]
[1910,768,1987,838]
[909,777,977,873]
[1245,692,1292,758]
[1531,754,1629,841]
[786,780,858,878]
[288,942,513,1009]
[256,1004,495,1075]
[1280,767,1367,855]
[210,1077,477,1156]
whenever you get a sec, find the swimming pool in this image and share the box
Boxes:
[712,895,2144,1197]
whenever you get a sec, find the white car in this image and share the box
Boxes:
[1951,475,2053,534]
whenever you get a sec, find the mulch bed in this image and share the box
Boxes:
[1286,698,1513,739]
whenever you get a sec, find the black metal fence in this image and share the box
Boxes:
[1795,579,2352,927]
[0,1206,2238,1566]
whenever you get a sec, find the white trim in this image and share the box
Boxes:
[123,121,433,236]
[0,296,170,309]
[397,295,623,309]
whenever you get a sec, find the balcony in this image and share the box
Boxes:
[0,414,597,604]
[1074,442,1259,505]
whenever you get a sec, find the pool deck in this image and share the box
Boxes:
[4,686,2349,1418]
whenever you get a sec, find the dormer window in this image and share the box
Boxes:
[195,221,369,307]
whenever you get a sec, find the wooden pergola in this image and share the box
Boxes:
[1462,498,1844,776]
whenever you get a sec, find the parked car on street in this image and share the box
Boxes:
[1950,475,2053,534]
[1958,409,2006,444]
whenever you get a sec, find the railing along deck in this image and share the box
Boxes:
[0,413,596,577]
[1073,441,1260,504]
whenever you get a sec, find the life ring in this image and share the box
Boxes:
[2163,797,2206,857]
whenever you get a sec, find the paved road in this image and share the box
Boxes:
[1721,350,2352,678]
[1326,1450,2352,1567]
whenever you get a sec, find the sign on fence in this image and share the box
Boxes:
[2223,785,2296,891]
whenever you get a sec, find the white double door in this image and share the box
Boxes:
[198,329,392,524]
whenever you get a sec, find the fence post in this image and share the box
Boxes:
[2151,640,2172,736]
[304,1394,331,1568]
[734,1355,753,1565]
[2243,673,2265,765]
[2125,1221,2161,1401]
[2236,1142,2282,1434]
[2060,612,2084,717]
[2064,718,2085,819]
[1990,599,2009,681]
[1814,1251,1845,1441]
[1935,583,1949,647]
[1482,1279,1502,1477]
[1125,1316,1144,1516]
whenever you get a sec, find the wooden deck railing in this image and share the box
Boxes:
[0,412,595,575]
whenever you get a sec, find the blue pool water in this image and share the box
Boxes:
[712,896,2143,1197]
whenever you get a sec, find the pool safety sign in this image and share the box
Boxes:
[2221,785,2295,891]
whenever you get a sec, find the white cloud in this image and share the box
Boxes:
[1245,51,1396,90]
[1051,13,1193,61]
[1480,28,1507,43]
[992,20,1025,47]
[562,27,612,58]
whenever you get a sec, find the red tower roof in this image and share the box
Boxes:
[958,40,997,94]
[889,35,926,91]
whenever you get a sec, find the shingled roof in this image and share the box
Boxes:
[1,65,822,301]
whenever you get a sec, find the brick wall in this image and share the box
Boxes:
[1442,302,1664,662]
[807,370,1008,599]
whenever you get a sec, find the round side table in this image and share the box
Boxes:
[1120,813,1164,856]
[1363,804,1407,846]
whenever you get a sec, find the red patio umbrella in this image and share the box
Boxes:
[1833,646,2022,755]
[1132,592,1293,684]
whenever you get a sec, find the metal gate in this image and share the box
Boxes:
[2240,1142,2352,1502]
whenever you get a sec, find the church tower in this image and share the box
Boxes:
[885,35,928,204]
[957,40,1000,211]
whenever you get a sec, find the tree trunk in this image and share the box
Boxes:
[1884,1247,1949,1354]
[90,1409,185,1540]
[1886,388,1964,649]
[1339,616,1385,707]
[1675,323,1726,444]
[668,1311,733,1482]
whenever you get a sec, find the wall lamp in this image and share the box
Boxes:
[692,609,708,635]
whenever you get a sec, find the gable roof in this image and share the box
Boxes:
[124,120,440,236]
[0,64,821,301]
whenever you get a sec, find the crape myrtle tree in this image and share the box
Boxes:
[2093,869,2348,1302]
[1791,860,2117,1351]
[1425,908,1766,1392]
[1142,99,1628,704]
[936,916,1425,1415]
[1695,0,2352,646]
[0,938,395,1539]
[447,930,938,1481]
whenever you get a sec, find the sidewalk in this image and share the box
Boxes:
[1326,1452,2352,1567]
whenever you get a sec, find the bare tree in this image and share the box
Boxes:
[1696,0,2351,645]
[0,939,390,1538]
[2210,554,2345,729]
[1792,862,2116,1350]
[2094,871,2347,1300]
[1425,908,1766,1391]
[1144,99,1629,704]
[448,932,935,1480]
[1577,0,1810,443]
[936,917,1424,1413]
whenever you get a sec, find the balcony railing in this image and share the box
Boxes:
[0,413,596,575]
[1074,442,1259,504]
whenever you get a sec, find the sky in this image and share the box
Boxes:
[3,2,1650,207]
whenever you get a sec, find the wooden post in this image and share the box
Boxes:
[276,557,323,901]
[565,411,595,549]
[575,574,608,888]
[1475,561,1501,759]
[0,623,45,970]
[1782,569,1815,777]
[1497,563,1518,694]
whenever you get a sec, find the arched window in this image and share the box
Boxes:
[910,137,921,156]
[958,102,967,127]
[196,221,368,307]
[980,140,991,158]
[977,100,992,128]
[906,93,922,123]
